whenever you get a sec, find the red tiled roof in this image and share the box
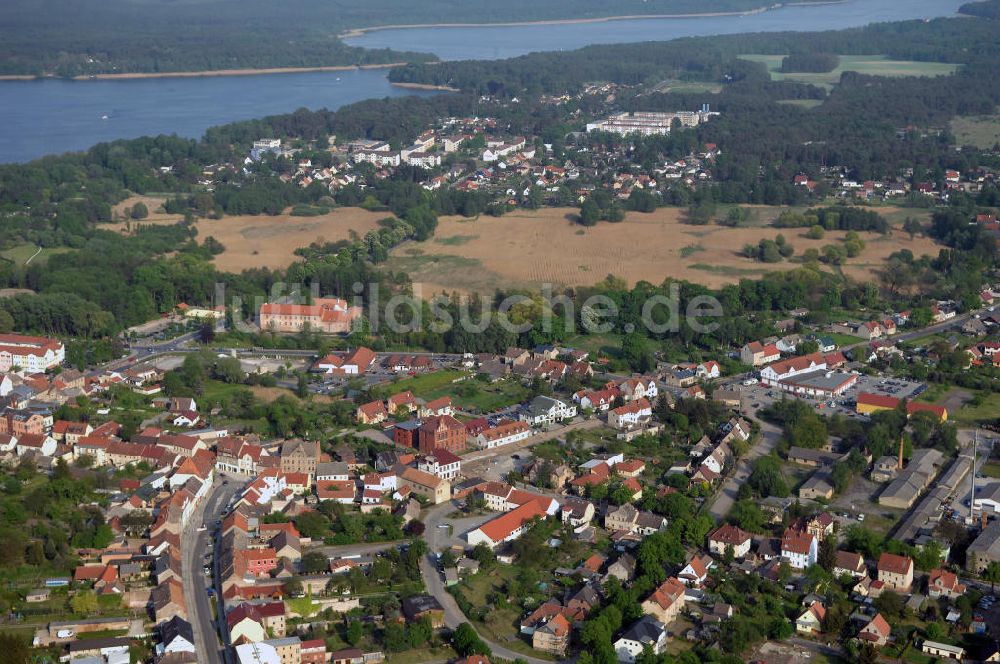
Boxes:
[477,500,547,543]
[878,552,913,575]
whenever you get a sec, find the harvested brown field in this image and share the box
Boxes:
[107,196,389,272]
[385,207,941,295]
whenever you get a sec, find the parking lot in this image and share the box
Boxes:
[740,373,926,421]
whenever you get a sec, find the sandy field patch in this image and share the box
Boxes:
[385,207,941,294]
[107,197,389,272]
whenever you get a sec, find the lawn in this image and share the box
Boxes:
[0,244,72,266]
[738,54,960,90]
[428,378,530,414]
[824,332,865,347]
[372,369,471,400]
[980,462,1000,479]
[201,379,254,404]
[456,569,560,662]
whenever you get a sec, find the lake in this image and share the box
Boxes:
[0,0,967,164]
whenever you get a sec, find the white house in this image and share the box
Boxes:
[466,501,548,549]
[520,396,577,426]
[613,616,668,663]
[608,398,652,430]
[0,374,12,397]
[760,352,827,386]
[364,472,397,493]
[781,531,818,569]
[695,361,721,379]
[418,449,462,481]
[15,433,56,458]
[476,421,531,449]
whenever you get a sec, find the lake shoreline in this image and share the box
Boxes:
[337,1,849,39]
[0,63,409,83]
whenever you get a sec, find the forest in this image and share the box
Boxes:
[0,0,828,77]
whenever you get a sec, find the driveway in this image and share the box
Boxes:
[707,419,781,521]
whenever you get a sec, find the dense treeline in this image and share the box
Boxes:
[960,0,1000,19]
[390,17,1000,92]
[780,52,839,72]
[773,207,889,233]
[0,0,827,76]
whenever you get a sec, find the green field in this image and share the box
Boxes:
[739,54,960,90]
[372,369,471,400]
[954,392,1000,425]
[824,332,865,347]
[0,244,72,266]
[950,114,1000,149]
[375,369,529,414]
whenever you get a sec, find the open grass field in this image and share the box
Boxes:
[953,392,1000,425]
[950,114,1000,149]
[384,206,942,295]
[107,196,389,272]
[738,54,960,90]
[0,244,72,266]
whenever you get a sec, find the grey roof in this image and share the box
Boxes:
[160,615,194,647]
[969,520,1000,558]
[401,595,443,617]
[619,616,666,644]
[315,461,349,477]
[787,446,842,464]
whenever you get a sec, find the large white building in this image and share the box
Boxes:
[0,334,65,373]
[586,108,719,136]
[476,421,531,449]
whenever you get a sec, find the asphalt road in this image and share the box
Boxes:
[183,478,241,664]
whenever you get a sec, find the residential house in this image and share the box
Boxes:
[418,448,462,481]
[858,613,891,647]
[708,524,752,558]
[476,420,531,449]
[467,500,548,549]
[398,467,451,504]
[520,396,576,426]
[608,398,652,430]
[740,341,780,367]
[781,530,818,569]
[677,554,712,587]
[279,439,320,477]
[927,568,966,599]
[877,553,914,593]
[832,551,867,579]
[796,603,826,635]
[641,577,686,625]
[614,616,668,663]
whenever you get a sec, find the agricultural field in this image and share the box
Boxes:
[106,196,390,272]
[384,206,942,295]
[738,54,960,90]
[950,114,1000,149]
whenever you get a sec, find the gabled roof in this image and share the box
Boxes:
[709,524,751,546]
[476,500,546,543]
[878,552,913,575]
